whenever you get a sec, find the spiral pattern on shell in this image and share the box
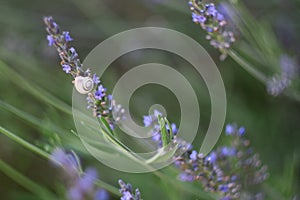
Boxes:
[74,76,94,94]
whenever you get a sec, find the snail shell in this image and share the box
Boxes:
[74,76,94,94]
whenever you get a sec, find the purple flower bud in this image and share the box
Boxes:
[94,85,106,100]
[192,13,206,23]
[225,124,234,135]
[62,64,72,74]
[50,148,79,173]
[207,151,217,163]
[218,184,229,193]
[94,189,109,200]
[63,31,73,42]
[171,123,178,134]
[68,186,83,200]
[47,35,55,46]
[152,133,161,141]
[190,150,198,161]
[78,168,98,192]
[93,74,101,85]
[206,4,217,16]
[179,173,194,182]
[238,126,246,136]
[143,115,152,127]
[121,191,133,200]
[153,110,162,118]
[216,13,225,21]
[221,147,236,157]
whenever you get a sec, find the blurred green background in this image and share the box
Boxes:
[0,0,299,199]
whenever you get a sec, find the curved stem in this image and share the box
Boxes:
[228,50,267,83]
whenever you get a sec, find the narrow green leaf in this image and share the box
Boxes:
[158,115,169,147]
[0,159,58,200]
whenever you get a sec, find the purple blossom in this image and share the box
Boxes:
[121,191,133,200]
[78,168,98,192]
[216,13,225,21]
[94,85,106,100]
[225,124,234,135]
[119,180,141,200]
[94,189,109,200]
[189,1,235,59]
[280,55,298,78]
[238,126,246,136]
[93,74,101,85]
[152,133,161,141]
[47,35,55,46]
[63,31,73,42]
[62,64,72,73]
[221,147,236,157]
[206,27,213,33]
[50,148,79,173]
[231,175,237,181]
[171,123,178,134]
[68,47,78,59]
[68,186,83,200]
[207,151,217,163]
[153,110,162,118]
[166,123,178,135]
[143,115,152,127]
[206,4,217,17]
[190,150,198,161]
[218,184,229,193]
[192,13,206,23]
[179,172,194,182]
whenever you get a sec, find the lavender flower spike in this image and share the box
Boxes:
[50,148,109,200]
[189,0,235,60]
[119,179,142,200]
[176,124,269,199]
[44,16,125,129]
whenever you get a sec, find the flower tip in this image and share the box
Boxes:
[225,124,234,135]
[238,126,246,136]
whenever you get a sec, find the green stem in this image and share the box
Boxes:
[0,126,50,160]
[94,179,120,196]
[0,126,121,196]
[228,50,267,83]
[0,159,57,200]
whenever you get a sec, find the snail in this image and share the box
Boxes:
[74,76,94,94]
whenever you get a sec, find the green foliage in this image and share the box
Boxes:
[0,0,299,199]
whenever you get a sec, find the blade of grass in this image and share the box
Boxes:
[0,100,65,135]
[0,126,121,196]
[0,60,72,115]
[0,126,50,160]
[0,159,58,200]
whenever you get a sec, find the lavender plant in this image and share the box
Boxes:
[0,1,299,199]
[118,180,142,200]
[266,55,299,96]
[43,16,271,200]
[189,0,235,60]
[50,148,109,200]
[143,109,178,148]
[51,147,143,200]
[175,124,268,200]
[188,0,300,100]
[44,16,124,130]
